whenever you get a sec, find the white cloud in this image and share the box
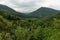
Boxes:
[0,0,60,13]
[41,0,60,10]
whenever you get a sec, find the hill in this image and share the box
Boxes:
[28,7,59,17]
[0,4,59,18]
[0,5,60,40]
[0,4,27,18]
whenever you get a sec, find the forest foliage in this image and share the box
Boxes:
[0,9,60,40]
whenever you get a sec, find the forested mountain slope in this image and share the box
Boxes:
[28,7,59,17]
[0,9,60,40]
[0,4,27,18]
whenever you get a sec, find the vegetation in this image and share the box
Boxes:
[28,7,59,17]
[0,9,60,40]
[0,4,59,18]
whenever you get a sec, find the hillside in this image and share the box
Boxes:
[0,4,60,18]
[0,4,27,18]
[0,9,60,40]
[28,7,59,17]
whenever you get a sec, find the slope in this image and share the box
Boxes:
[0,4,27,18]
[28,7,59,17]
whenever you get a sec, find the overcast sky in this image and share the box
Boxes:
[0,0,60,13]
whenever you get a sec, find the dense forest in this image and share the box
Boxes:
[0,9,60,40]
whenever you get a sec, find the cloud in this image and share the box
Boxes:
[0,0,60,13]
[41,0,60,10]
[9,0,45,12]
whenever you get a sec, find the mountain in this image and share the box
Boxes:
[28,7,59,18]
[0,4,27,18]
[0,4,16,13]
[0,4,59,18]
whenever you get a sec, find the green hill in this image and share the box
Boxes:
[0,9,60,40]
[0,4,60,18]
[28,7,59,17]
[0,4,27,18]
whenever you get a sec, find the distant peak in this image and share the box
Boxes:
[40,7,57,10]
[40,7,51,9]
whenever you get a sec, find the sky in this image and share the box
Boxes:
[0,0,60,13]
